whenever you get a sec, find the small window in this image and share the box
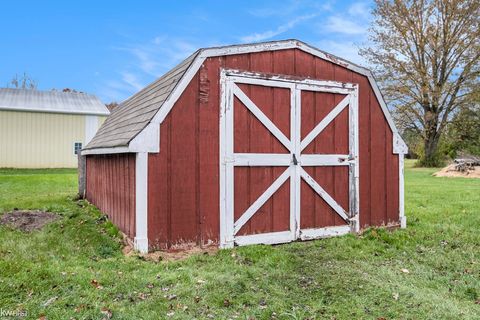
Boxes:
[74,142,82,155]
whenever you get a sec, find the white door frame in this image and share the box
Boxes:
[219,69,359,248]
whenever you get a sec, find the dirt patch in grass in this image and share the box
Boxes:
[0,210,59,232]
[433,164,480,178]
[121,235,218,262]
[141,246,218,262]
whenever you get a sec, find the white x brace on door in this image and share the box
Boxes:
[220,70,359,248]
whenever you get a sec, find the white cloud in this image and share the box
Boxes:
[249,0,333,17]
[99,37,207,102]
[114,37,199,77]
[324,16,367,35]
[316,39,365,65]
[348,2,371,19]
[249,0,300,17]
[240,14,317,42]
[121,72,144,91]
[100,79,135,103]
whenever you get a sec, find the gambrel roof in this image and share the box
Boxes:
[84,39,407,154]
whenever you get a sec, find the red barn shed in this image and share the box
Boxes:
[82,40,408,253]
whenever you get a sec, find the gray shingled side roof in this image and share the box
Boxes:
[85,50,199,150]
[0,88,109,115]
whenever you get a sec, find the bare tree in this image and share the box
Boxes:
[8,73,37,90]
[361,0,480,166]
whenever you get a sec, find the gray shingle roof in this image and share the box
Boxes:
[0,88,109,115]
[85,50,200,150]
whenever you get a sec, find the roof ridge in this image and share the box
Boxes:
[0,87,109,116]
[0,87,94,96]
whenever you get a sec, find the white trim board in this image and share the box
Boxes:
[399,154,406,228]
[83,39,407,155]
[134,152,149,253]
[81,146,131,155]
[299,225,350,241]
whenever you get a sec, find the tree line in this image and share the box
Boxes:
[5,0,478,167]
[361,0,479,166]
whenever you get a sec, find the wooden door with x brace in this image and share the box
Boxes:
[219,70,359,248]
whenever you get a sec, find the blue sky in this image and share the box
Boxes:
[0,0,373,103]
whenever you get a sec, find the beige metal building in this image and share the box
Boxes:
[0,88,109,168]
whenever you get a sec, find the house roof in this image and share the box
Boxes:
[0,88,110,116]
[83,39,407,154]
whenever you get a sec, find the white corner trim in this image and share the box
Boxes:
[393,133,409,154]
[399,154,406,228]
[129,122,160,153]
[134,152,149,253]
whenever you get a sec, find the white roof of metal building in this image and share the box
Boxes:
[0,88,110,116]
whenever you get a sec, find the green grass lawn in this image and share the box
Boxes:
[0,162,479,319]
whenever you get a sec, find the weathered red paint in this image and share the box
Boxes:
[146,48,400,250]
[85,154,136,239]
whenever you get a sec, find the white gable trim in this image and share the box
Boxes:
[142,40,406,155]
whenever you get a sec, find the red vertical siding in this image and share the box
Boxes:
[148,118,170,248]
[386,127,400,223]
[145,48,400,249]
[370,97,387,226]
[85,154,136,239]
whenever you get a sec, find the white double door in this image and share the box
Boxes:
[220,71,359,248]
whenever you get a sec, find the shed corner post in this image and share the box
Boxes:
[393,133,408,229]
[78,153,86,199]
[399,153,406,228]
[134,152,149,253]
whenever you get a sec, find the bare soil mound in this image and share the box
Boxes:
[433,164,480,178]
[0,210,59,232]
[121,235,218,262]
